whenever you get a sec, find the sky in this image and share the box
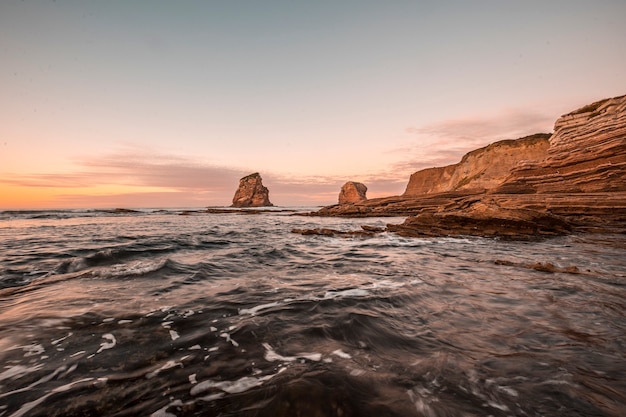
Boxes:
[1,0,624,209]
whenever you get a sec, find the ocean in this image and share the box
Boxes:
[1,208,625,416]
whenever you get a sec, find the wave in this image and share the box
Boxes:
[0,208,190,221]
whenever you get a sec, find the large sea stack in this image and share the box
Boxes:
[231,173,273,208]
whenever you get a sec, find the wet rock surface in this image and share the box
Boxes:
[386,199,573,239]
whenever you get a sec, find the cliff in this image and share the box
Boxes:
[404,134,551,196]
[495,95,626,194]
[231,173,273,208]
[313,94,626,238]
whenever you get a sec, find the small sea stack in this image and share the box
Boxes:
[231,173,273,207]
[338,181,368,204]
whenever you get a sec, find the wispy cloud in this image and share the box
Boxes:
[392,108,554,175]
[2,150,371,207]
[0,149,253,207]
[75,151,247,192]
[3,151,246,192]
[1,108,556,208]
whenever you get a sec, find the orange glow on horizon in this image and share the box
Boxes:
[0,185,58,209]
[0,184,181,210]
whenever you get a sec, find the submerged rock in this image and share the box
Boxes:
[231,173,273,208]
[338,182,368,204]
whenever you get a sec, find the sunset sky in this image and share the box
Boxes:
[1,0,625,208]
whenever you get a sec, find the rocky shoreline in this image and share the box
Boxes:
[308,94,626,239]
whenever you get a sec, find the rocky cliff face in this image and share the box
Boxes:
[313,94,626,237]
[404,134,551,196]
[231,173,273,208]
[338,182,368,204]
[496,95,626,194]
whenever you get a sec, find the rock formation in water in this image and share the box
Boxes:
[231,173,273,208]
[314,94,626,237]
[404,134,550,196]
[338,181,368,204]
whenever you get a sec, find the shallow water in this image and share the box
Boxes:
[1,209,625,416]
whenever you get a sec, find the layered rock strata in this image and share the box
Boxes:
[313,94,626,238]
[231,173,273,208]
[404,134,550,196]
[386,198,572,239]
[495,95,626,194]
[338,182,368,204]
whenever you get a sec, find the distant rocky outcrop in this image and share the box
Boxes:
[231,173,273,208]
[338,182,368,204]
[404,134,550,196]
[312,94,626,238]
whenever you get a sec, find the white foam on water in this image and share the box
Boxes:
[208,346,219,352]
[539,379,574,386]
[323,288,369,300]
[95,377,108,388]
[209,326,218,332]
[332,349,351,359]
[162,321,173,329]
[370,280,405,289]
[220,333,239,347]
[70,350,86,357]
[102,318,115,323]
[22,343,45,357]
[103,259,168,278]
[198,392,225,402]
[0,364,43,383]
[8,377,94,417]
[169,330,180,341]
[146,360,184,379]
[239,301,280,316]
[118,320,133,324]
[496,385,519,397]
[51,332,72,345]
[0,365,67,399]
[191,368,285,397]
[61,363,78,377]
[407,388,439,417]
[96,334,116,353]
[189,374,197,384]
[188,345,201,350]
[262,343,321,363]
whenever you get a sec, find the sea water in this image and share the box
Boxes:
[0,209,625,416]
